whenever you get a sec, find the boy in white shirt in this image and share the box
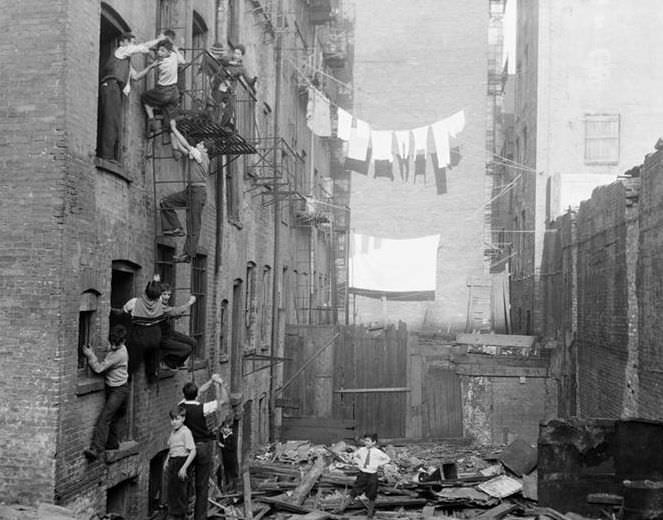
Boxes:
[336,433,390,519]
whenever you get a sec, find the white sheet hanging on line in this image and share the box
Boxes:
[349,233,440,301]
[431,120,450,167]
[446,110,465,138]
[337,107,353,141]
[412,125,429,155]
[306,87,331,137]
[371,130,394,161]
[347,119,371,160]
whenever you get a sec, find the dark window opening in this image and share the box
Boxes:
[190,254,208,358]
[78,290,100,373]
[97,4,131,161]
[260,266,272,346]
[107,479,133,519]
[110,261,138,330]
[231,279,244,392]
[148,450,168,515]
[219,299,229,360]
[226,159,241,223]
[245,262,256,335]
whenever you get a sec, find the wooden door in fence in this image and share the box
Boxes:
[332,323,408,439]
[422,366,462,438]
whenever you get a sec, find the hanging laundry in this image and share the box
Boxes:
[337,107,353,141]
[374,160,393,180]
[431,120,450,168]
[349,233,440,301]
[345,118,371,174]
[446,110,465,138]
[371,130,394,180]
[449,145,462,169]
[412,126,429,155]
[431,153,448,195]
[412,126,429,184]
[306,87,331,137]
[394,130,411,182]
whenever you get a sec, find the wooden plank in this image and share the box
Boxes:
[455,365,548,378]
[281,417,355,428]
[334,387,410,394]
[473,503,518,520]
[456,333,536,348]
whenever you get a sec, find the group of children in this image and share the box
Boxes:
[83,324,238,520]
[100,29,255,264]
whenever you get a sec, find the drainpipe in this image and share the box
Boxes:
[269,0,284,443]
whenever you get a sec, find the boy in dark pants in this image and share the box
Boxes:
[336,433,391,519]
[180,377,222,520]
[166,405,196,519]
[82,325,130,462]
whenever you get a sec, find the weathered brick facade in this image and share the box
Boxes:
[0,0,347,515]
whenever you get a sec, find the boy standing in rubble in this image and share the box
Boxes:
[336,433,391,519]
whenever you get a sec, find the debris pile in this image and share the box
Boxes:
[207,438,604,520]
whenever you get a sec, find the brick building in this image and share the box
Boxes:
[342,0,502,331]
[0,0,351,515]
[494,0,663,335]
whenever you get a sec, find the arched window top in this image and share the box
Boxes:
[193,11,208,37]
[101,3,131,34]
[80,289,100,312]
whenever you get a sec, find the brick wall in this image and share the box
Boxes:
[349,0,489,331]
[575,182,637,418]
[636,150,663,420]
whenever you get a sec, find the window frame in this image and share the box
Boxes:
[584,114,620,165]
[190,254,208,359]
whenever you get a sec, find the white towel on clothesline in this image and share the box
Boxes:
[431,120,450,167]
[347,119,371,161]
[371,130,394,161]
[337,107,353,141]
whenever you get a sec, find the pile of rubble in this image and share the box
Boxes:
[208,438,602,520]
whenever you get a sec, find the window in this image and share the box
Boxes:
[226,159,241,223]
[219,299,229,361]
[78,290,100,373]
[156,244,176,296]
[231,279,244,392]
[191,11,209,106]
[190,254,208,358]
[97,4,131,161]
[585,114,620,164]
[228,0,240,47]
[260,266,272,346]
[110,261,139,330]
[245,262,256,335]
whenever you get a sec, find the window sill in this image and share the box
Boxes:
[95,157,132,183]
[105,440,140,464]
[228,217,242,230]
[76,377,105,396]
[218,354,230,364]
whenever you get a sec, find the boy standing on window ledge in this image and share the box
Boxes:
[82,325,130,462]
[98,32,164,162]
[335,433,391,519]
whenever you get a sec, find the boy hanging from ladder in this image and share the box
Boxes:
[161,124,210,263]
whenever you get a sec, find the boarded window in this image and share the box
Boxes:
[585,114,620,164]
